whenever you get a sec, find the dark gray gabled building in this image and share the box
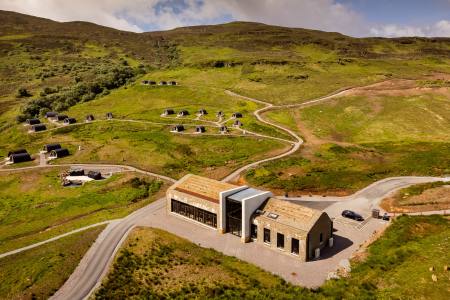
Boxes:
[42,143,61,153]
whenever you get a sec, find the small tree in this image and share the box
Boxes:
[17,87,31,98]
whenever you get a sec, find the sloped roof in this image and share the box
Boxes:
[254,198,325,233]
[170,174,237,204]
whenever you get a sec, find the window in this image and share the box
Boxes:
[320,233,323,243]
[251,224,257,239]
[277,233,285,249]
[264,228,271,244]
[291,238,299,255]
[171,199,217,228]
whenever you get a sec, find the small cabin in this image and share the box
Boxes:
[7,149,28,157]
[149,81,157,85]
[30,124,47,132]
[85,115,95,122]
[55,114,68,121]
[64,118,76,125]
[233,120,243,127]
[172,125,185,132]
[196,126,206,133]
[216,111,224,118]
[177,110,189,117]
[232,112,243,119]
[42,143,61,153]
[88,171,102,180]
[106,112,113,120]
[197,109,208,116]
[159,81,167,86]
[26,118,40,125]
[9,153,32,163]
[45,112,58,118]
[49,148,70,159]
[162,109,175,116]
[169,81,177,86]
[219,125,228,133]
[69,168,85,176]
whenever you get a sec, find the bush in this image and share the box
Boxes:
[17,87,31,98]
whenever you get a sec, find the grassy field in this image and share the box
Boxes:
[0,121,286,181]
[95,216,450,299]
[251,87,450,194]
[0,225,105,300]
[245,142,450,195]
[381,181,450,213]
[0,168,165,253]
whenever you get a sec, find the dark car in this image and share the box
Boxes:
[342,210,364,221]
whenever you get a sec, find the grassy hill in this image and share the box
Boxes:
[0,10,449,192]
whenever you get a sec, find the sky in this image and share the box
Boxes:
[1,0,450,37]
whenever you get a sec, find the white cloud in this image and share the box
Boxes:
[0,0,366,35]
[0,0,144,32]
[370,20,450,37]
[0,0,449,38]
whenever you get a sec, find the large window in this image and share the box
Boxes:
[264,228,271,244]
[171,199,217,228]
[277,233,285,249]
[291,238,299,255]
[251,224,257,239]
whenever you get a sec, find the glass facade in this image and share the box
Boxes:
[171,199,217,228]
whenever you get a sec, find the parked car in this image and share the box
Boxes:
[341,210,364,221]
[382,213,390,221]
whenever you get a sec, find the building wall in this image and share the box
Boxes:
[307,212,333,259]
[252,218,308,261]
[166,189,219,228]
[241,192,272,242]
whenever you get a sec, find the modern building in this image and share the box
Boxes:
[196,125,206,133]
[171,124,185,132]
[197,109,207,116]
[166,175,333,261]
[85,114,95,122]
[63,117,76,125]
[162,109,175,116]
[42,143,61,153]
[49,148,70,159]
[26,118,40,125]
[232,112,243,119]
[177,110,189,117]
[30,124,47,132]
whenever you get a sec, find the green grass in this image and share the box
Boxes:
[246,142,450,194]
[298,94,450,143]
[399,181,449,199]
[0,120,286,181]
[320,215,450,299]
[0,225,105,300]
[0,168,165,253]
[95,216,450,299]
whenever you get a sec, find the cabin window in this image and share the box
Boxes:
[251,224,257,239]
[291,238,299,255]
[277,233,285,249]
[263,228,271,244]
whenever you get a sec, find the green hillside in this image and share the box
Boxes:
[0,10,449,191]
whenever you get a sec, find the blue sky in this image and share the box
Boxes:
[1,0,450,37]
